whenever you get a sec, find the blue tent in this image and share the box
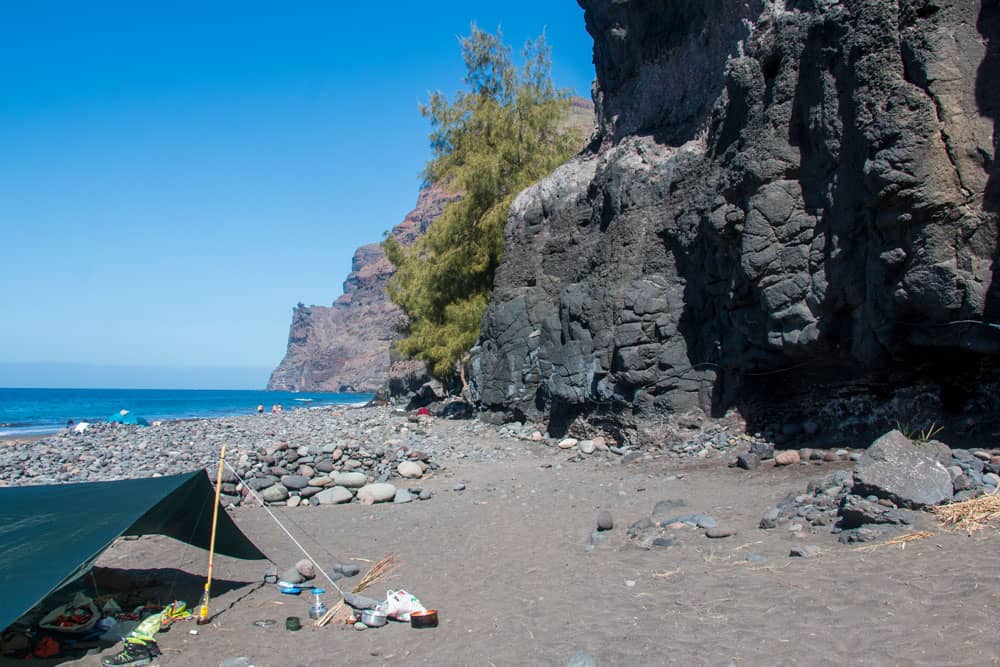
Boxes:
[106,410,149,426]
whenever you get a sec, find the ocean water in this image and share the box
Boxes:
[0,388,373,438]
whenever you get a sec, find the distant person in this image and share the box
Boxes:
[271,404,278,413]
[66,419,74,428]
[257,404,264,414]
[276,404,283,413]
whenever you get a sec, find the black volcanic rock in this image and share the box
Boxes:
[471,0,999,437]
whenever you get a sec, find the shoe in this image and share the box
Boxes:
[101,641,158,666]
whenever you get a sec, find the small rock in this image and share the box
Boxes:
[354,622,367,631]
[260,483,289,503]
[705,528,735,538]
[333,563,362,578]
[565,650,597,667]
[315,486,353,505]
[334,472,367,488]
[579,440,596,455]
[286,496,301,508]
[453,483,466,491]
[280,567,304,584]
[759,507,781,529]
[737,452,760,470]
[295,559,316,580]
[419,489,432,500]
[559,438,579,449]
[596,510,614,531]
[281,474,309,490]
[357,483,397,503]
[774,451,800,466]
[394,489,415,504]
[651,537,674,548]
[744,552,767,563]
[219,658,254,667]
[749,441,774,460]
[397,461,423,478]
[789,545,821,558]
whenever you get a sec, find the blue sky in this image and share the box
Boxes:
[0,2,595,387]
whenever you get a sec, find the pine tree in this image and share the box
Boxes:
[384,25,582,384]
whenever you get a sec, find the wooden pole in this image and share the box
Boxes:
[197,444,227,624]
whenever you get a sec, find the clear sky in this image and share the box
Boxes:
[0,1,595,388]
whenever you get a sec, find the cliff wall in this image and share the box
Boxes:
[471,0,1000,439]
[267,185,457,392]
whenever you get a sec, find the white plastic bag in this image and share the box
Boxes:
[382,589,426,622]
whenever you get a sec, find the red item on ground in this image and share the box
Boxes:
[32,636,59,658]
[416,407,431,416]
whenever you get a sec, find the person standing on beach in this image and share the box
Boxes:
[257,404,264,414]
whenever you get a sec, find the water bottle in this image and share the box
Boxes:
[308,588,327,620]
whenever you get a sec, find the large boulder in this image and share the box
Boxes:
[852,431,953,508]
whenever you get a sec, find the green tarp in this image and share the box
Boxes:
[0,470,266,633]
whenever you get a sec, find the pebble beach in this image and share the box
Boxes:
[2,406,999,666]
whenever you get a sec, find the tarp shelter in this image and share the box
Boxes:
[0,471,266,633]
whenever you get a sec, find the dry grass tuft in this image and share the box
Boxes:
[353,553,400,594]
[932,490,1000,535]
[852,530,934,552]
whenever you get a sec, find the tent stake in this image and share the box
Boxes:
[197,444,227,624]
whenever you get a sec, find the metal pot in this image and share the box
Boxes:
[360,609,387,627]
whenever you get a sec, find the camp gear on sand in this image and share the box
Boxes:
[285,616,301,631]
[39,592,100,634]
[383,589,426,621]
[101,639,160,667]
[359,609,387,627]
[308,588,328,620]
[410,609,439,628]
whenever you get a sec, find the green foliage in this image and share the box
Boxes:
[895,420,944,444]
[384,25,582,380]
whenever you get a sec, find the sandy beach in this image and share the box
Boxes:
[6,409,997,667]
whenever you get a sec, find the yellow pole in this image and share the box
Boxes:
[197,444,227,624]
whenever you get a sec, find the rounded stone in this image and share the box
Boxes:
[397,461,423,479]
[579,440,596,455]
[260,483,289,503]
[393,489,415,504]
[705,528,735,538]
[774,451,801,466]
[281,475,309,490]
[308,475,332,487]
[357,483,397,503]
[315,486,354,505]
[558,438,579,449]
[334,472,367,488]
[596,510,614,531]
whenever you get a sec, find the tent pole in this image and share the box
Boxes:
[197,444,227,624]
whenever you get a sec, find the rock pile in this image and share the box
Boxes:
[759,430,1000,543]
[227,439,438,508]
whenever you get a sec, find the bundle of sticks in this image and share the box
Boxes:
[315,554,399,627]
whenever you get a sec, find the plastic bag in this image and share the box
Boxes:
[382,590,426,622]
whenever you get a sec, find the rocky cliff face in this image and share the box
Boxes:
[268,185,458,392]
[472,0,1000,440]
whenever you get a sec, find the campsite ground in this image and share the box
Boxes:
[49,421,1000,667]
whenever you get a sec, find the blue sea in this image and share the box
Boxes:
[0,388,373,438]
